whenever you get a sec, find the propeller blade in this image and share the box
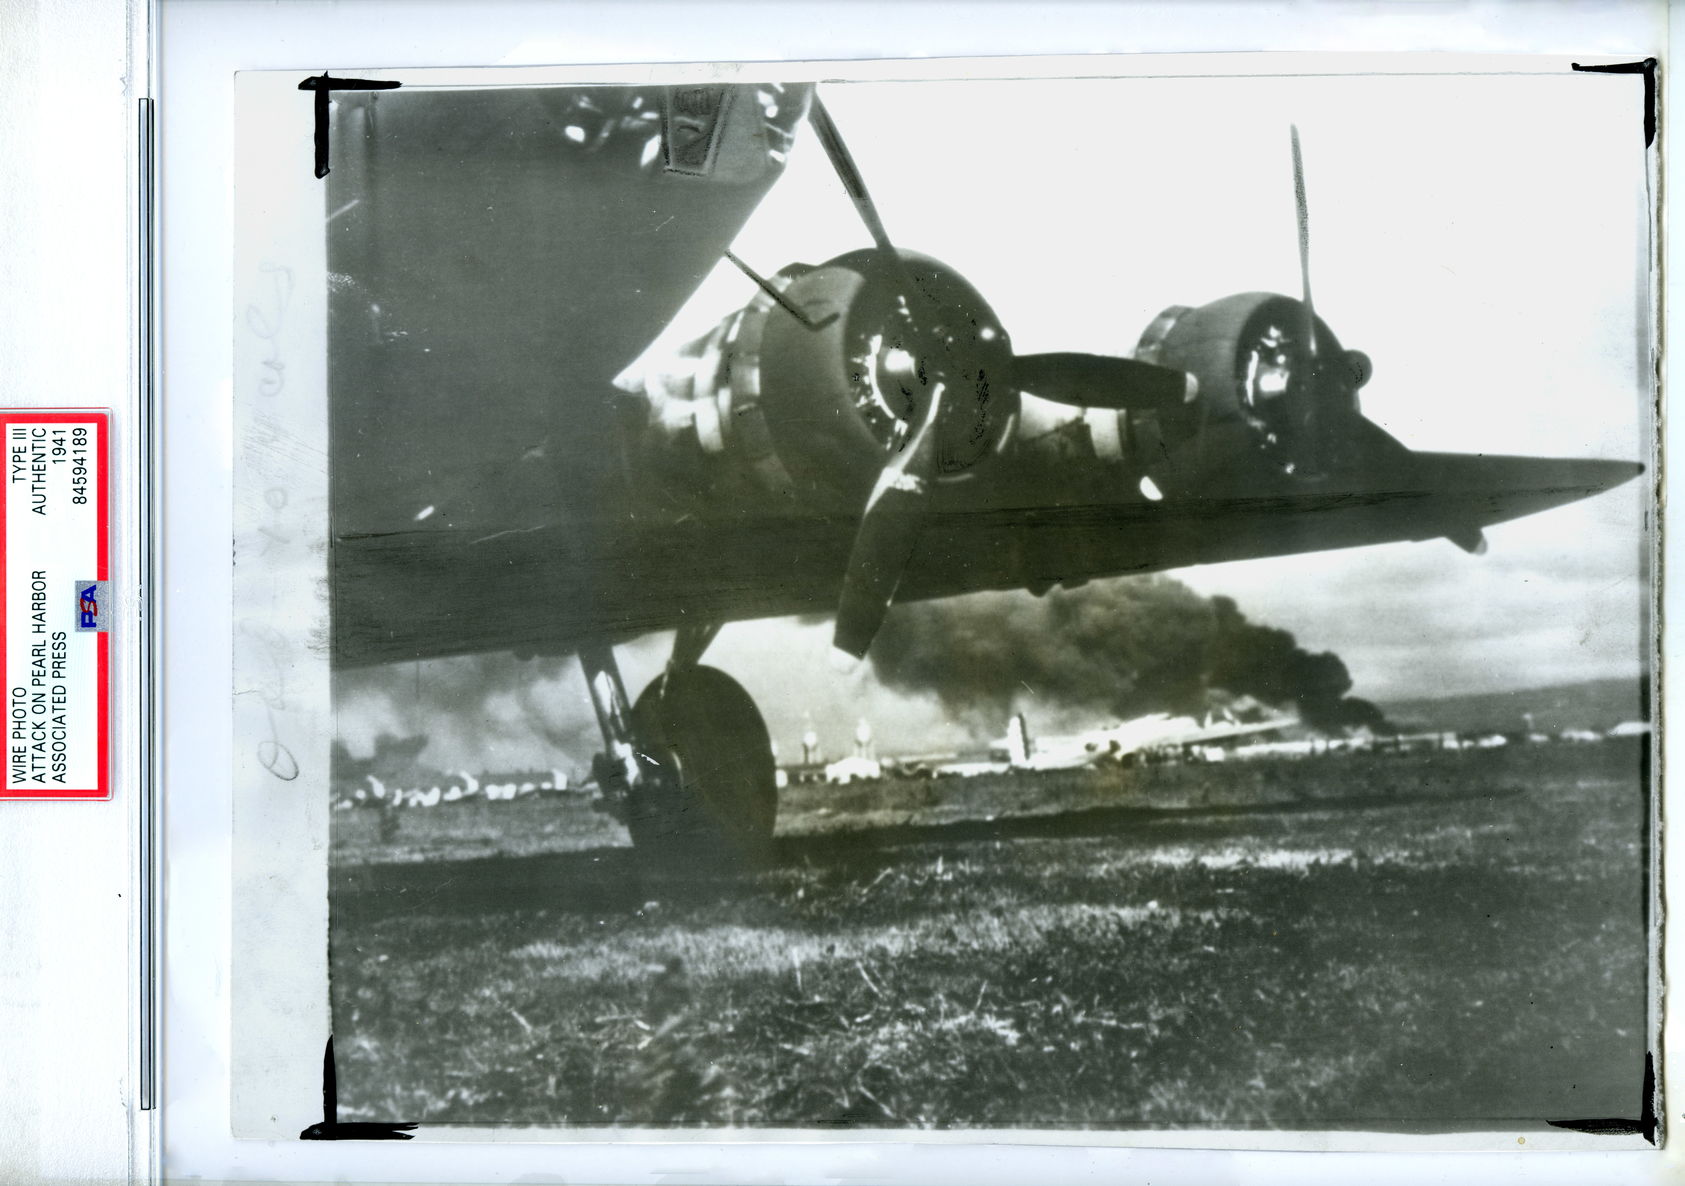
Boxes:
[832,486,926,659]
[1291,124,1368,475]
[808,96,898,256]
[1015,352,1196,411]
[1290,124,1319,360]
[808,97,933,307]
[831,389,946,657]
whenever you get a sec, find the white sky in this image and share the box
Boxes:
[341,69,1652,768]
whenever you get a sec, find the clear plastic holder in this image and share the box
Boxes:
[5,2,1675,1184]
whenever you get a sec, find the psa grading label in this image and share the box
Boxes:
[0,413,108,800]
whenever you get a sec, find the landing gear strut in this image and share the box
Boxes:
[583,626,778,870]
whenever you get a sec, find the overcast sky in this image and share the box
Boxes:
[334,68,1650,770]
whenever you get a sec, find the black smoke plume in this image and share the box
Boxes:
[869,576,1390,735]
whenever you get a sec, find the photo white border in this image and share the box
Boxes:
[159,2,1675,1183]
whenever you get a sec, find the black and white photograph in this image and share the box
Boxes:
[233,60,1655,1140]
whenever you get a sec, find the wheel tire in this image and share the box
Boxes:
[624,665,778,872]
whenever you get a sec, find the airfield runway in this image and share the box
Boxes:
[328,744,1649,1132]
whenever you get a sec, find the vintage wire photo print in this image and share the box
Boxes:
[232,58,1656,1143]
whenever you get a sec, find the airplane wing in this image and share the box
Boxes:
[331,423,1639,669]
[1174,717,1296,747]
[891,444,1643,606]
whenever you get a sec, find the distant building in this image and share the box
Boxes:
[824,755,882,785]
[853,717,875,760]
[801,714,820,765]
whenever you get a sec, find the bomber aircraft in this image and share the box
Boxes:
[991,711,1296,773]
[325,81,1641,866]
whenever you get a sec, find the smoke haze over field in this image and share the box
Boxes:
[335,652,608,775]
[335,576,1390,777]
[871,577,1390,735]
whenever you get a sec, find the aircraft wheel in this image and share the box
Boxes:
[625,665,778,871]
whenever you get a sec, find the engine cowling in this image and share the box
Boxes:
[1134,293,1372,485]
[630,250,1020,504]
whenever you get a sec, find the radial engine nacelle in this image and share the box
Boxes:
[1134,293,1376,488]
[626,250,1022,505]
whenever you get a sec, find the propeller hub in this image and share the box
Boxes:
[749,249,1019,501]
[1231,301,1368,477]
[865,340,926,449]
[838,251,1017,474]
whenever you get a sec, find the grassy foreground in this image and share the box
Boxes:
[330,743,1649,1131]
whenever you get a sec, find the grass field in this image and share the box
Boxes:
[329,743,1650,1132]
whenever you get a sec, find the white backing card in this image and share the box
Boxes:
[143,2,1678,1185]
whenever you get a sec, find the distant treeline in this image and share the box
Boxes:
[1381,676,1647,737]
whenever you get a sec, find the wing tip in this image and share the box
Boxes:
[1569,456,1646,498]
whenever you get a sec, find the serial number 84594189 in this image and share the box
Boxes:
[69,426,88,506]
